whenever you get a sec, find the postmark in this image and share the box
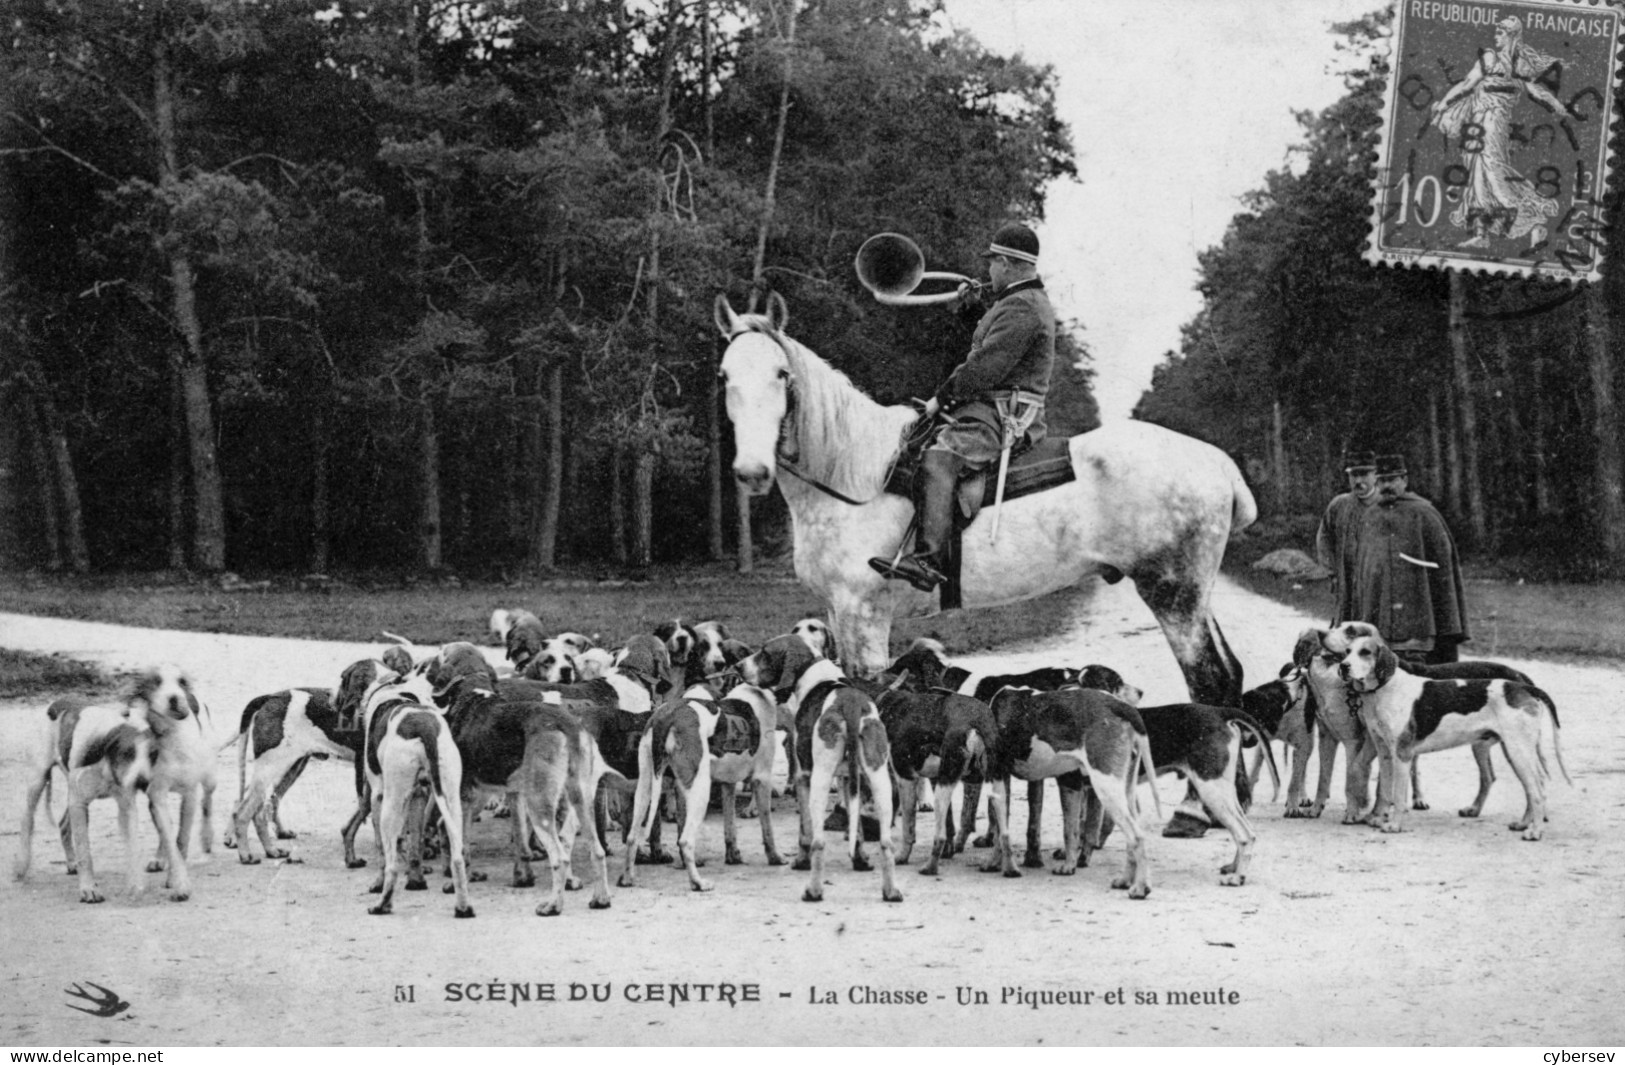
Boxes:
[1366,0,1625,281]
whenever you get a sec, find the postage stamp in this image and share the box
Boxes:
[1366,0,1625,281]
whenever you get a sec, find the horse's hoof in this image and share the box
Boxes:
[636,849,674,866]
[277,829,298,840]
[267,848,290,860]
[971,833,994,849]
[468,869,488,882]
[590,896,612,910]
[513,874,535,889]
[565,876,582,891]
[223,837,238,850]
[691,879,713,893]
[455,905,475,918]
[1411,800,1430,811]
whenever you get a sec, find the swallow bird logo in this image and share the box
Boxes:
[64,982,130,1018]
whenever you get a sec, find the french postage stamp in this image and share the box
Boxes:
[1366,0,1625,281]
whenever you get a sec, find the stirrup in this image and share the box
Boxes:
[868,553,945,593]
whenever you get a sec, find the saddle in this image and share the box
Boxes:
[883,418,1078,610]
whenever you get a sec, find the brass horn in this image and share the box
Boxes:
[855,233,982,307]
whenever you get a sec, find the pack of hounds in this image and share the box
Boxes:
[14,613,1569,916]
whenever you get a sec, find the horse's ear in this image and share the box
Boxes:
[714,294,739,337]
[766,291,789,333]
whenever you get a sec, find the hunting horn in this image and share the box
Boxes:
[855,233,981,307]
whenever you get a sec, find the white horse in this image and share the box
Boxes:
[715,293,1258,706]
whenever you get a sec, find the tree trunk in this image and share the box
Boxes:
[418,398,442,570]
[0,388,22,569]
[1530,353,1554,516]
[610,443,627,564]
[1443,382,1463,520]
[38,390,88,573]
[154,42,226,572]
[22,395,63,571]
[1583,286,1625,564]
[1447,272,1488,548]
[167,362,188,569]
[708,363,725,560]
[1427,391,1443,497]
[633,448,655,568]
[1269,396,1288,516]
[311,398,330,573]
[532,364,564,570]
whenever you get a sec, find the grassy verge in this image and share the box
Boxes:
[0,559,1085,660]
[1224,517,1625,663]
[0,649,124,700]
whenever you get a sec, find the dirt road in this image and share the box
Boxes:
[1,578,1620,1046]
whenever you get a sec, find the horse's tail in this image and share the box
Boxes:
[1224,451,1258,533]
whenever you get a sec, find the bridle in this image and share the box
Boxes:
[724,321,879,508]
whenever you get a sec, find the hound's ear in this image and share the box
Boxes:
[766,291,789,333]
[714,294,739,337]
[1376,645,1398,687]
[1292,629,1323,669]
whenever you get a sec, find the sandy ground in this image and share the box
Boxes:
[0,577,1621,1047]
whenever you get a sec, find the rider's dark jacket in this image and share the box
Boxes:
[932,277,1056,449]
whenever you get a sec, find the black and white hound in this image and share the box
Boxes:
[17,666,216,903]
[738,634,903,904]
[1334,628,1569,840]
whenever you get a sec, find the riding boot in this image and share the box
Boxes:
[868,449,959,592]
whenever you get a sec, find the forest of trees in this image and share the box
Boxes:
[1135,13,1625,575]
[0,0,1099,576]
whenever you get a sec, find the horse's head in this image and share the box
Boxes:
[715,293,793,496]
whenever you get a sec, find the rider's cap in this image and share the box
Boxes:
[1343,450,1376,473]
[1375,454,1408,478]
[981,223,1039,265]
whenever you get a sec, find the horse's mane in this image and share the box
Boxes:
[732,314,916,501]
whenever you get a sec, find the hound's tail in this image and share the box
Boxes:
[1136,728,1164,823]
[1524,685,1572,786]
[1223,708,1280,802]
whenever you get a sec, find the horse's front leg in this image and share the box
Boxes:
[828,590,895,676]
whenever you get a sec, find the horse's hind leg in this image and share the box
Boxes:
[1133,569,1241,839]
[1132,569,1243,707]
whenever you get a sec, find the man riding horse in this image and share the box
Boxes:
[869,222,1054,592]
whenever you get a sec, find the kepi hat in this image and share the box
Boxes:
[1375,454,1408,477]
[1343,450,1376,473]
[981,222,1040,265]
